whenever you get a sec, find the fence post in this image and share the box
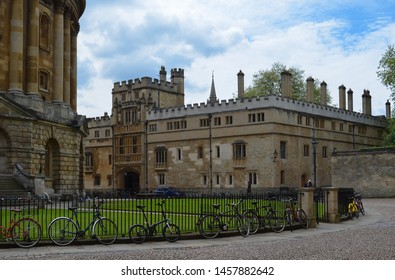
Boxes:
[299,188,316,228]
[323,187,340,223]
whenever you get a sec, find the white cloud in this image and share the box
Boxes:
[77,0,395,118]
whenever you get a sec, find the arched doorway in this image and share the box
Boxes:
[123,171,140,194]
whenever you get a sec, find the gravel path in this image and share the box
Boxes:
[1,198,394,260]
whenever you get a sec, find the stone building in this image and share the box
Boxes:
[0,0,87,196]
[85,66,388,194]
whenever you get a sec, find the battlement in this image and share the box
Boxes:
[170,68,184,77]
[112,77,178,92]
[87,112,111,126]
[147,95,387,127]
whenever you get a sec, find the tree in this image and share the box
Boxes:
[377,44,395,146]
[245,62,332,104]
[377,44,395,96]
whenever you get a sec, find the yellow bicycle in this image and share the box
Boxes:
[347,196,359,220]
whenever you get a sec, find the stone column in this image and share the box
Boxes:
[63,9,71,105]
[347,89,353,112]
[26,0,40,95]
[8,0,24,93]
[320,81,327,106]
[299,188,316,228]
[53,2,65,103]
[306,77,314,103]
[323,187,340,223]
[338,85,346,110]
[386,100,391,119]
[70,23,79,111]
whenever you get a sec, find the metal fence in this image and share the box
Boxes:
[1,190,300,243]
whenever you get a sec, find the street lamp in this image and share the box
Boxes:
[311,136,318,188]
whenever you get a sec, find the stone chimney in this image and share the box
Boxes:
[306,77,314,103]
[281,70,292,97]
[159,66,167,82]
[237,70,245,98]
[320,81,327,106]
[347,89,353,112]
[362,90,372,115]
[338,85,346,110]
[386,100,391,118]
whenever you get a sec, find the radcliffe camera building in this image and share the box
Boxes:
[85,66,389,194]
[0,0,87,196]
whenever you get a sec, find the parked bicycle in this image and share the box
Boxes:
[129,199,180,243]
[48,199,118,246]
[197,199,250,239]
[244,199,286,234]
[353,191,365,215]
[347,195,361,220]
[0,207,41,248]
[283,198,309,230]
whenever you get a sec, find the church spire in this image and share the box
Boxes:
[208,71,218,104]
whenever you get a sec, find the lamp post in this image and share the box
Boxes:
[311,136,318,188]
[208,113,213,195]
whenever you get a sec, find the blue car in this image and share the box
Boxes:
[154,187,181,197]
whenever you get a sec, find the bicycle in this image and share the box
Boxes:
[347,196,360,220]
[0,208,42,248]
[283,198,309,230]
[129,199,180,243]
[353,192,365,215]
[197,199,250,239]
[48,199,118,246]
[244,199,286,234]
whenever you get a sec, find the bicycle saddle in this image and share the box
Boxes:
[137,205,145,210]
[68,206,78,211]
[212,204,220,209]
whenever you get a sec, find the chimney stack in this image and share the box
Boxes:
[347,89,353,112]
[281,70,292,97]
[159,66,167,82]
[306,77,314,103]
[362,90,372,115]
[320,81,327,106]
[338,85,346,110]
[237,70,245,98]
[386,100,391,119]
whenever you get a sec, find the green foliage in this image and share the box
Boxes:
[245,62,332,104]
[383,118,395,146]
[377,44,395,96]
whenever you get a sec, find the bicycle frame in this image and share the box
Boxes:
[215,202,244,231]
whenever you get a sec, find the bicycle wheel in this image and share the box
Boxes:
[198,214,220,239]
[129,224,148,244]
[48,217,78,246]
[93,217,118,245]
[267,212,286,233]
[354,205,359,219]
[359,201,365,215]
[243,210,259,235]
[236,215,250,237]
[347,203,354,220]
[162,223,180,242]
[296,209,309,229]
[11,218,42,248]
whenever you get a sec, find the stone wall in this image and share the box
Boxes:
[331,147,395,197]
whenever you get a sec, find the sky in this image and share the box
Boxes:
[76,0,395,118]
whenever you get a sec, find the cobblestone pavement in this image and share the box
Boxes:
[0,198,394,260]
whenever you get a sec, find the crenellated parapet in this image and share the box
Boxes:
[147,95,387,127]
